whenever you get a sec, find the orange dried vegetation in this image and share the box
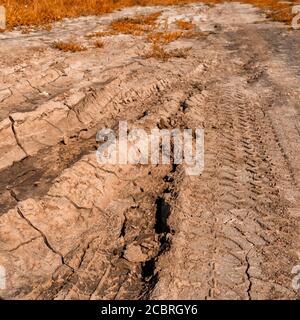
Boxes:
[52,41,87,52]
[0,0,298,31]
[110,12,161,35]
[235,0,294,23]
[94,40,104,48]
[176,19,194,30]
[147,31,183,44]
[145,43,190,61]
[86,31,117,38]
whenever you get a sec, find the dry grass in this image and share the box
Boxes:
[176,19,194,30]
[145,43,190,61]
[147,31,183,44]
[0,0,298,31]
[109,12,161,35]
[239,0,295,23]
[86,30,117,38]
[145,43,168,60]
[146,26,203,46]
[183,30,205,39]
[0,0,190,30]
[94,40,104,48]
[52,41,87,52]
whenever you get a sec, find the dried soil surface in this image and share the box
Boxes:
[0,2,299,299]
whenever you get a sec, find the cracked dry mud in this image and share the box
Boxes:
[0,2,300,300]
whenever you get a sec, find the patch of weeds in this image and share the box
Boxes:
[86,30,117,38]
[52,41,87,52]
[94,40,104,48]
[147,31,183,44]
[110,12,161,35]
[0,0,297,31]
[144,43,190,61]
[176,19,194,30]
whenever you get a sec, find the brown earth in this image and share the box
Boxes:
[0,2,299,300]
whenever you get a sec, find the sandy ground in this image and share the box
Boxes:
[0,2,299,299]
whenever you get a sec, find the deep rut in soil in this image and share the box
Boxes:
[0,58,205,299]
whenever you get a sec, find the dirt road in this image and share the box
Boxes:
[0,2,299,299]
